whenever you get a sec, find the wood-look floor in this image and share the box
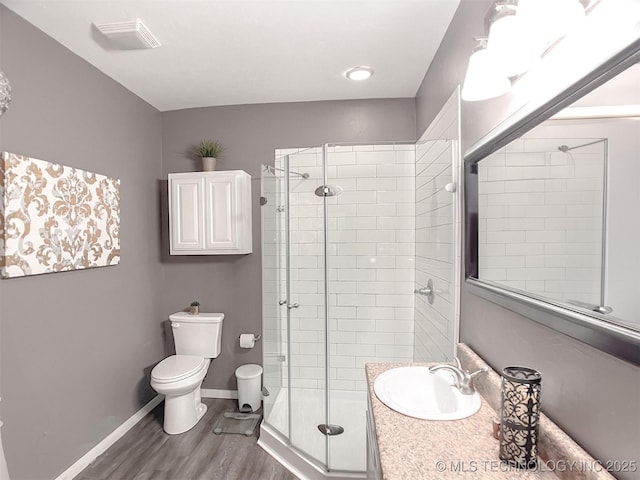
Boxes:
[74,398,299,480]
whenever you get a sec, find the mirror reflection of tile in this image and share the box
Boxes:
[478,137,605,305]
[0,151,120,278]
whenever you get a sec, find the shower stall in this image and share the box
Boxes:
[260,143,417,475]
[258,91,462,478]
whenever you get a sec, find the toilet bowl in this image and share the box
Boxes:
[151,355,211,434]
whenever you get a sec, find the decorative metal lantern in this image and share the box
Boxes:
[499,366,542,469]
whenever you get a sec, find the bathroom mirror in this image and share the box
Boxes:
[464,13,640,366]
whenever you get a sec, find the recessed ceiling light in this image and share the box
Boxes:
[345,66,374,81]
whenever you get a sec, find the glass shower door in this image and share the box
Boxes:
[283,149,328,468]
[260,163,289,440]
[261,148,329,469]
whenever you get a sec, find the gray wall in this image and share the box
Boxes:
[161,99,416,390]
[0,7,164,480]
[416,1,640,476]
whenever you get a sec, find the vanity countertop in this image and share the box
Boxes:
[366,345,614,480]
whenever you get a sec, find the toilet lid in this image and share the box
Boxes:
[152,355,206,383]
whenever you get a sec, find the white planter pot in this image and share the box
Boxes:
[201,157,217,171]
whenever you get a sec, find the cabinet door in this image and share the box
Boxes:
[169,176,205,252]
[204,175,238,251]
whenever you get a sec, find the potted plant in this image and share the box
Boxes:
[195,140,224,172]
[189,300,200,315]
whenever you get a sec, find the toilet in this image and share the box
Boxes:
[150,311,224,435]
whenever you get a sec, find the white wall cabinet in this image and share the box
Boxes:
[169,170,252,255]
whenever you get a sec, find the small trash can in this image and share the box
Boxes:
[235,364,263,413]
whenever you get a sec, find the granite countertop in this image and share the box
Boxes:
[365,345,614,480]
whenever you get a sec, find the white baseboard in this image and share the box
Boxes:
[54,395,163,480]
[200,388,238,399]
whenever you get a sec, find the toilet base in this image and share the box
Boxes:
[163,388,207,435]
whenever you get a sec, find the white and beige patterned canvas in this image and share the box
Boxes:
[0,152,120,278]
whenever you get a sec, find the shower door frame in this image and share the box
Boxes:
[261,148,334,475]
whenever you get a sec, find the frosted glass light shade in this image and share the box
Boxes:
[517,0,585,46]
[461,47,511,102]
[487,13,540,77]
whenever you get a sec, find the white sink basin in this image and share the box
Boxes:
[373,366,481,420]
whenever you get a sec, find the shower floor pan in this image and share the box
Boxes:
[259,387,367,478]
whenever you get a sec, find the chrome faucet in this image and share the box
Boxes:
[428,357,488,395]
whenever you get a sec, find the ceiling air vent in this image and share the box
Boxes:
[94,19,161,50]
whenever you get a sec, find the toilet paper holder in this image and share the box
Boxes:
[238,334,261,342]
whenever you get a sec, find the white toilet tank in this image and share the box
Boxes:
[169,312,224,358]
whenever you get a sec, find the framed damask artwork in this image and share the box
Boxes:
[0,152,120,278]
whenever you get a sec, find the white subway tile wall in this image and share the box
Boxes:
[478,138,605,304]
[265,144,416,393]
[413,90,461,363]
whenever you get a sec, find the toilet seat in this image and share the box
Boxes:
[151,355,207,383]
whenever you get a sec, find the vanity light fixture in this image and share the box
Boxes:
[516,0,586,48]
[463,0,589,102]
[461,38,511,102]
[486,0,536,78]
[345,66,374,81]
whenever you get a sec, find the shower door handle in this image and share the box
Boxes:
[279,300,299,309]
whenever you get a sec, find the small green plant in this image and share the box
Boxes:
[189,300,200,315]
[195,140,224,158]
